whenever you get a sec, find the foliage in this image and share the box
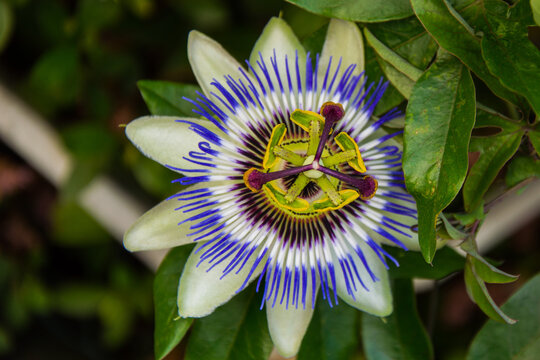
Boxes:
[154,246,194,360]
[403,48,476,263]
[467,274,540,360]
[297,299,359,360]
[362,279,433,360]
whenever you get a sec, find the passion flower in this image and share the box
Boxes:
[124,17,419,357]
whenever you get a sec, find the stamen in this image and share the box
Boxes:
[307,120,321,156]
[317,175,343,206]
[314,102,345,161]
[321,150,356,167]
[273,146,305,166]
[244,165,313,192]
[318,166,378,200]
[285,174,310,203]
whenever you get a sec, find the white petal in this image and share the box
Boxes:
[249,17,306,83]
[124,183,213,251]
[266,277,318,358]
[319,19,364,81]
[266,283,316,358]
[125,116,223,173]
[332,240,392,316]
[188,30,245,98]
[178,242,265,317]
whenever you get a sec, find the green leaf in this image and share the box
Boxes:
[98,293,134,347]
[364,28,423,82]
[53,284,105,317]
[154,246,194,360]
[0,326,11,354]
[439,213,468,240]
[505,156,540,187]
[464,257,516,324]
[364,16,437,113]
[377,58,415,99]
[471,257,519,284]
[365,15,438,70]
[386,246,465,279]
[52,201,109,246]
[27,46,82,113]
[403,49,476,263]
[481,0,540,115]
[467,274,540,360]
[77,0,121,32]
[286,0,413,22]
[185,287,273,360]
[30,0,69,46]
[297,299,359,360]
[301,23,328,55]
[138,80,203,117]
[533,0,540,25]
[411,0,518,104]
[363,16,441,100]
[463,111,524,211]
[63,123,117,158]
[529,126,540,156]
[453,201,486,227]
[0,1,13,53]
[61,123,117,198]
[362,279,433,360]
[460,238,519,284]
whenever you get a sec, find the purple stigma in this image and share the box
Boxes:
[356,175,378,200]
[315,102,345,162]
[320,102,345,123]
[244,165,313,192]
[318,166,378,200]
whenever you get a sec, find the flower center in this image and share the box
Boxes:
[302,155,323,179]
[243,102,377,214]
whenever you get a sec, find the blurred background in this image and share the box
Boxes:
[0,1,538,359]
